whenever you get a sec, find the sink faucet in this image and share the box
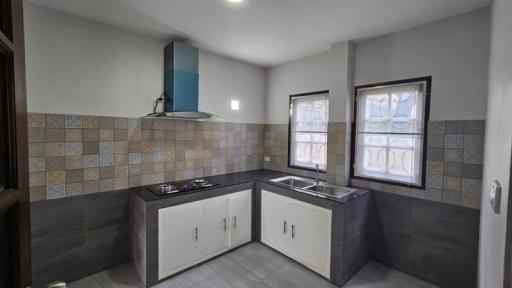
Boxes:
[315,164,320,184]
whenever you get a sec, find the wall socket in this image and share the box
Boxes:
[264,156,271,162]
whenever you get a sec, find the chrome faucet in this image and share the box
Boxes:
[315,164,320,184]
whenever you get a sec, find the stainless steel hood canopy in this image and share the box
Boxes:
[145,41,222,121]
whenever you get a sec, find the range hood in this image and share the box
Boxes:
[145,41,222,121]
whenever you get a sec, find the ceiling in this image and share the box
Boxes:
[27,0,490,67]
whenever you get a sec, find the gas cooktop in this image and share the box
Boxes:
[147,178,220,196]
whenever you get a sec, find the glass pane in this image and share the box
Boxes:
[295,142,311,163]
[293,96,328,132]
[0,1,12,41]
[358,83,424,134]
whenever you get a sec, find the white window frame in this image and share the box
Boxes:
[289,91,329,171]
[352,78,430,188]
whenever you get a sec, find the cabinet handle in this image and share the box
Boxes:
[233,216,237,229]
[292,224,295,239]
[283,220,287,234]
[223,218,227,231]
[195,227,199,241]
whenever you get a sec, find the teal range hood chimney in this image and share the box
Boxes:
[146,41,222,121]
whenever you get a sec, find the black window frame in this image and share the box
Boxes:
[350,76,431,189]
[288,90,329,173]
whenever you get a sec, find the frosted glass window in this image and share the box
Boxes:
[289,93,329,170]
[353,80,428,186]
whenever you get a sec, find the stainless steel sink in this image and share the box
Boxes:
[270,176,315,188]
[305,184,357,199]
[270,176,358,200]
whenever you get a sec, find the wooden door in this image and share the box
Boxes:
[228,190,252,247]
[158,202,203,279]
[202,195,228,257]
[288,200,331,278]
[0,0,30,287]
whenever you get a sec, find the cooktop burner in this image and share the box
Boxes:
[147,178,220,196]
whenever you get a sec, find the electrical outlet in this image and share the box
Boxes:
[264,156,271,162]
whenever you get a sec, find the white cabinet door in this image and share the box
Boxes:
[158,201,204,279]
[203,196,229,257]
[228,190,252,247]
[289,200,332,278]
[261,190,290,253]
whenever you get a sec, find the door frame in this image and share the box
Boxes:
[0,0,31,287]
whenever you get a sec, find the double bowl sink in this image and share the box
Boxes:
[270,176,357,200]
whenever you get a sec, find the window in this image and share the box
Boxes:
[352,77,431,188]
[289,91,329,171]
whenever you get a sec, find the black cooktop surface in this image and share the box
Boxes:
[147,178,220,196]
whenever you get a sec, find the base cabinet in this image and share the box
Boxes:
[261,190,332,278]
[158,190,252,280]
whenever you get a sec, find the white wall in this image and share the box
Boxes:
[478,0,512,286]
[24,2,267,123]
[199,50,266,124]
[354,8,490,121]
[266,51,330,124]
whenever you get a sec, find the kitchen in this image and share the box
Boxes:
[0,0,511,288]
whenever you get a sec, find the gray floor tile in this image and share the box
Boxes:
[70,243,439,288]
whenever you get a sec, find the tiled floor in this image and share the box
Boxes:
[70,242,438,288]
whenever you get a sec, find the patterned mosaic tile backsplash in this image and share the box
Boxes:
[27,113,485,209]
[264,120,485,210]
[28,113,264,201]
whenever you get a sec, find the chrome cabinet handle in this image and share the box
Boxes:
[292,224,295,239]
[195,227,198,241]
[233,216,237,229]
[283,220,287,234]
[223,218,227,231]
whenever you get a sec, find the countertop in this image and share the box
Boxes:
[131,169,369,204]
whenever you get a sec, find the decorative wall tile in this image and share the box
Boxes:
[46,114,65,128]
[66,183,83,197]
[462,163,483,180]
[83,168,100,181]
[83,116,99,128]
[83,181,99,194]
[445,121,465,134]
[426,148,444,161]
[83,155,100,168]
[65,129,82,142]
[65,115,82,128]
[445,135,464,149]
[66,156,82,170]
[444,149,463,162]
[65,169,83,184]
[463,149,484,164]
[427,121,444,135]
[443,176,461,191]
[99,129,114,141]
[464,120,485,135]
[28,128,45,143]
[46,185,65,199]
[29,158,46,172]
[464,135,484,149]
[442,190,461,205]
[66,143,83,156]
[427,134,445,148]
[29,172,46,187]
[99,154,114,167]
[45,129,65,142]
[83,129,99,141]
[443,162,462,177]
[28,113,45,128]
[46,157,66,171]
[99,117,114,129]
[47,171,65,185]
[83,142,99,155]
[29,143,46,157]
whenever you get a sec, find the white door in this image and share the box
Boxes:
[289,201,332,278]
[229,190,252,247]
[158,202,203,279]
[203,196,229,257]
[479,0,512,287]
[261,191,290,253]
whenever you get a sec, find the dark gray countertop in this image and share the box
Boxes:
[131,169,369,204]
